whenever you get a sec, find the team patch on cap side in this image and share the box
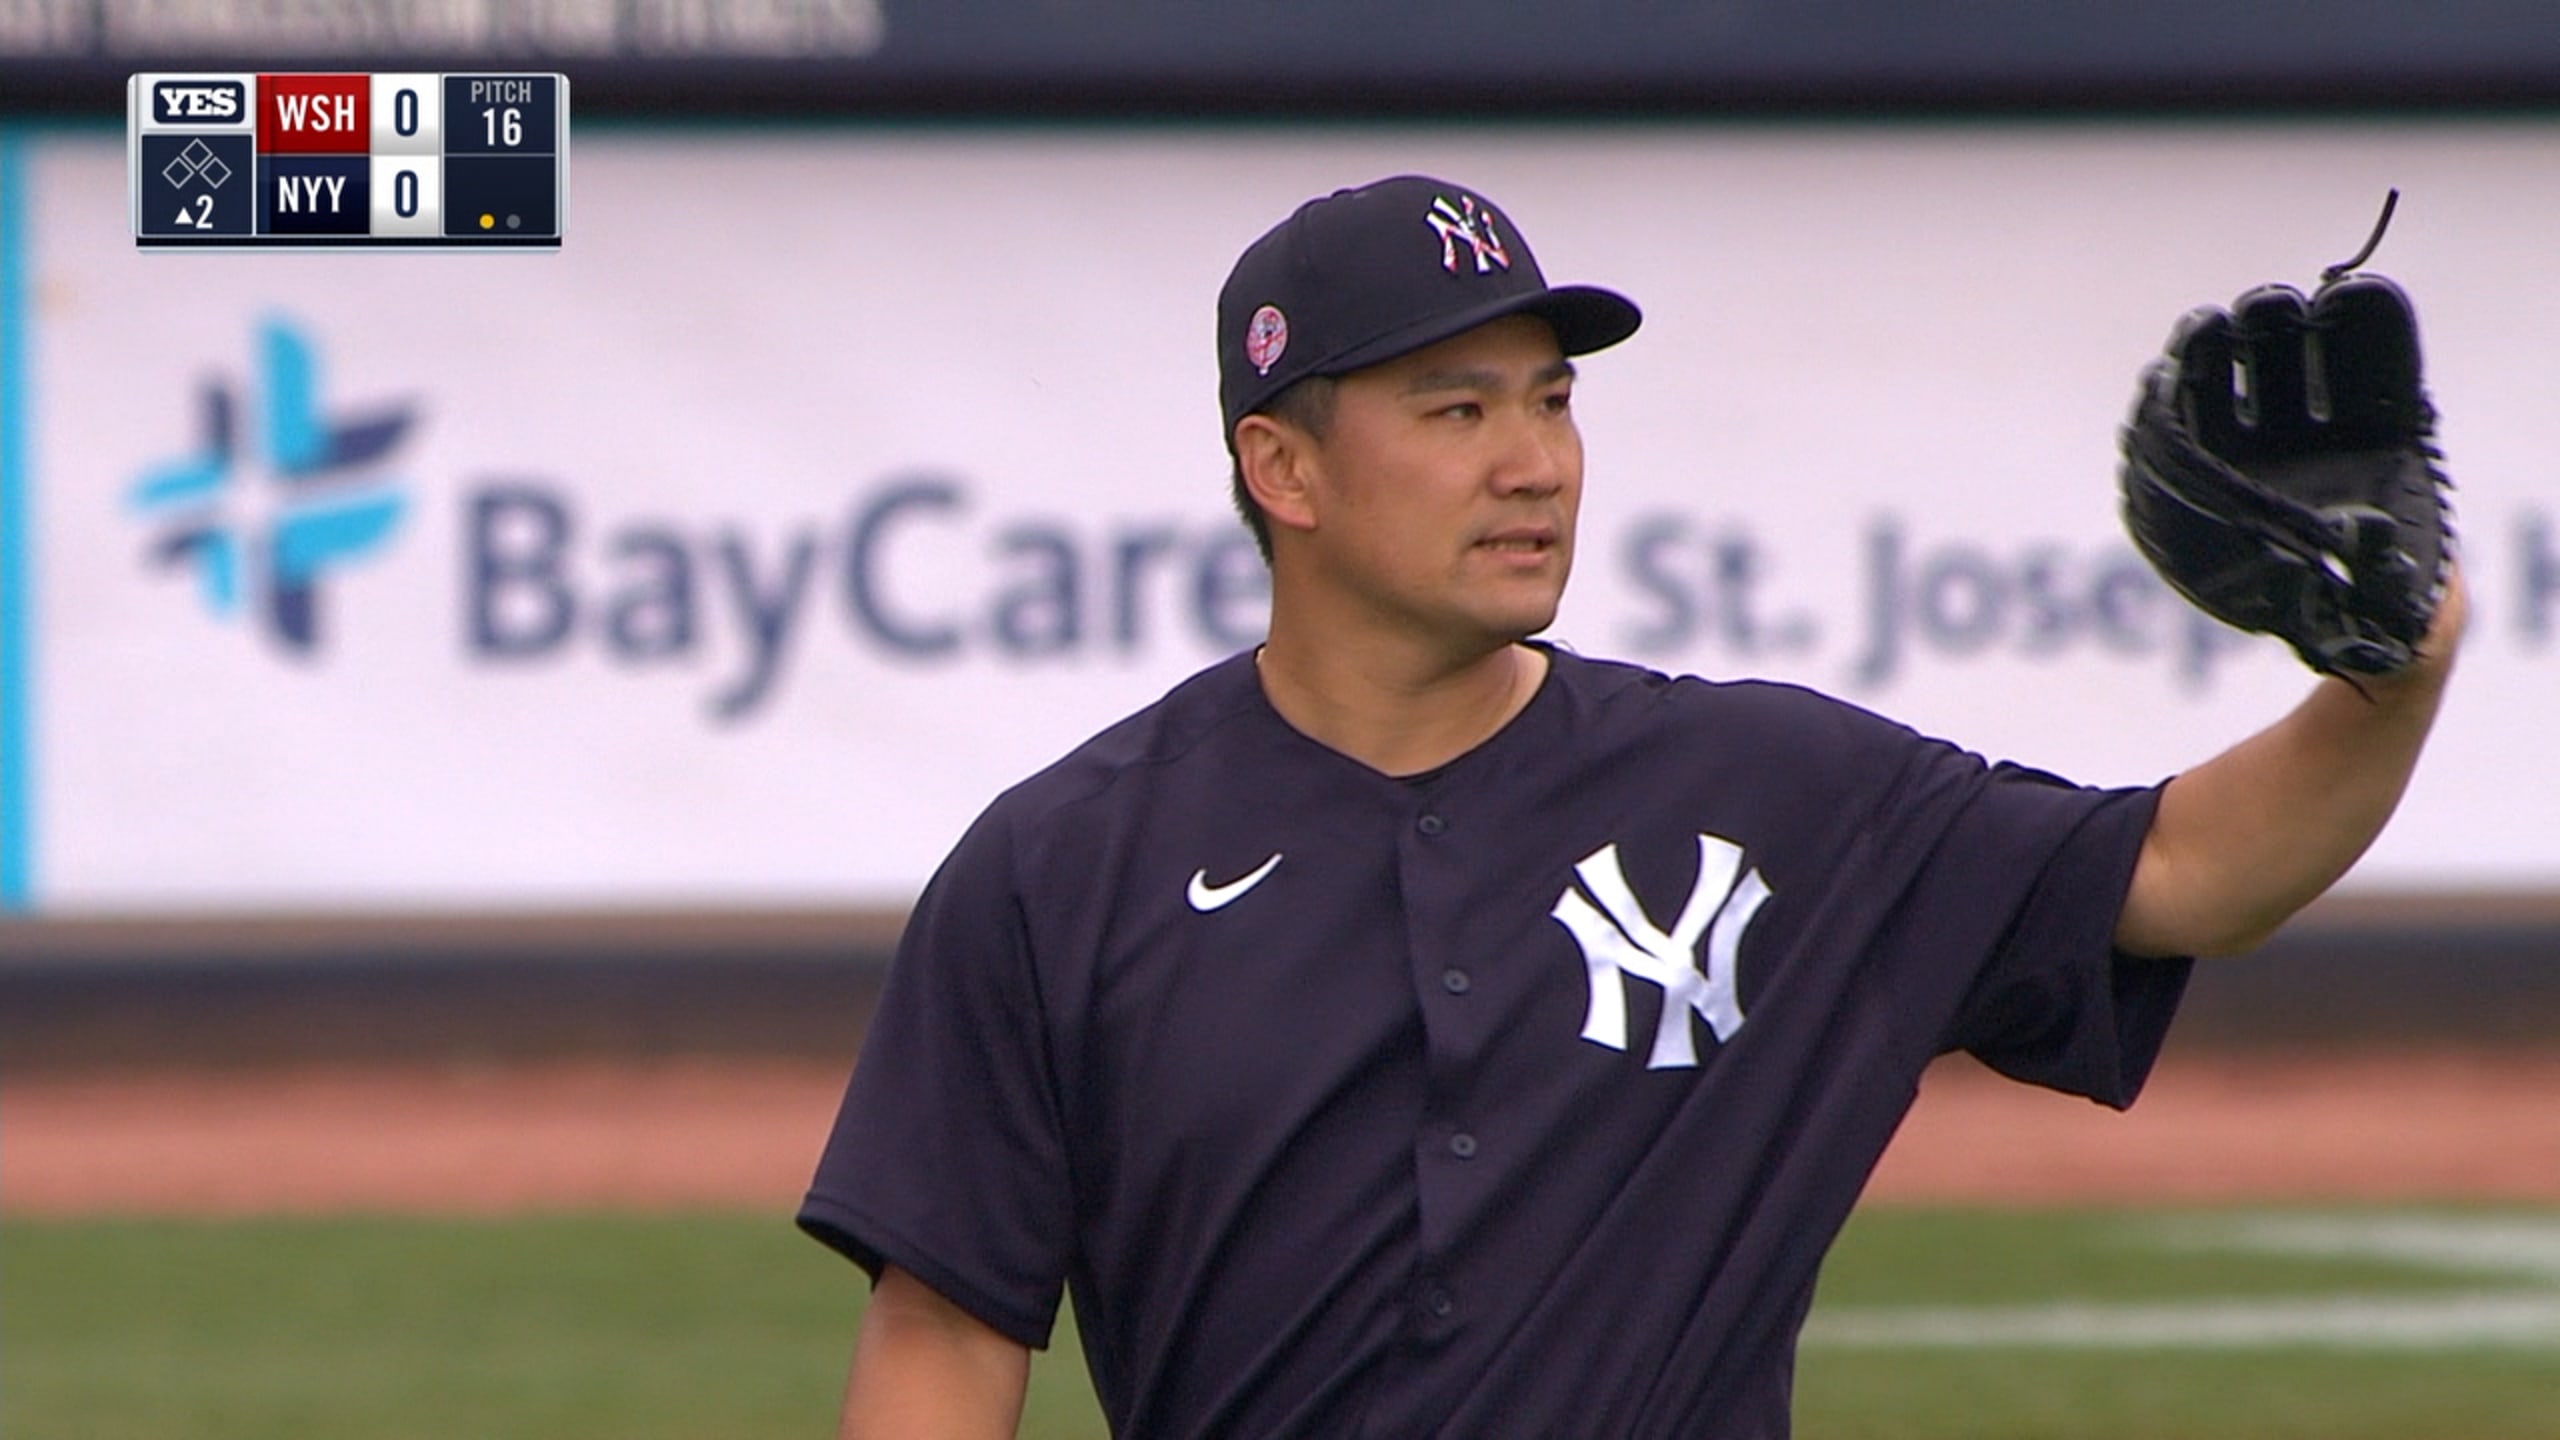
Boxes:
[1427,194,1511,275]
[1246,304,1289,375]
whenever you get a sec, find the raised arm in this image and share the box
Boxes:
[2114,573,2466,959]
[837,1264,1031,1440]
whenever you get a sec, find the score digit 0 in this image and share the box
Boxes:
[365,73,443,239]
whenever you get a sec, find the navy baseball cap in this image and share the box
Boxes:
[1218,175,1643,442]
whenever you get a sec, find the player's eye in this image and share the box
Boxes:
[1542,389,1575,415]
[1433,401,1484,421]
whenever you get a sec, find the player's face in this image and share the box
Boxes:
[1300,314,1583,648]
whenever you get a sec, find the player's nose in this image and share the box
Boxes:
[1489,407,1577,497]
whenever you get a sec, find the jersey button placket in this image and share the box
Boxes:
[1416,810,1477,1166]
[1404,792,1477,1346]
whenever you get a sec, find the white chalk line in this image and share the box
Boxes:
[1806,1213,2560,1351]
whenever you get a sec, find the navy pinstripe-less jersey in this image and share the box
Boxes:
[801,647,2191,1440]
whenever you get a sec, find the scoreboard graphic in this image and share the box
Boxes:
[129,73,567,249]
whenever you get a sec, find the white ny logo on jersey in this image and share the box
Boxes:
[1549,834,1772,1069]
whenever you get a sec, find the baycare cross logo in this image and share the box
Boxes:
[128,318,415,654]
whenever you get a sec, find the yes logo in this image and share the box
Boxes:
[128,318,415,654]
[152,80,246,124]
[1550,834,1771,1069]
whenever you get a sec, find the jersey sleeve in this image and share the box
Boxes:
[797,802,1077,1349]
[1877,747,2193,1109]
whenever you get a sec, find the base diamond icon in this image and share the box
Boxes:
[160,137,233,193]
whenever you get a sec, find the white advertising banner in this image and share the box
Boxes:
[2,121,2554,913]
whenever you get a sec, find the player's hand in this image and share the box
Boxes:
[2358,562,2467,701]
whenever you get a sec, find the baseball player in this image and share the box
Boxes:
[800,175,2463,1439]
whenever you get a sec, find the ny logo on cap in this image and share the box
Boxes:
[1426,194,1511,275]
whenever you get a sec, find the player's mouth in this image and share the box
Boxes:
[1474,526,1562,563]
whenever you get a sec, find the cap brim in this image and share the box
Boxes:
[1313,284,1642,380]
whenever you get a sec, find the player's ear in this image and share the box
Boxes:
[1234,414,1320,537]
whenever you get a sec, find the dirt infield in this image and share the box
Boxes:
[9,1049,2560,1216]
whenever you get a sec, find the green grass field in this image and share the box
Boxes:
[9,1207,2559,1438]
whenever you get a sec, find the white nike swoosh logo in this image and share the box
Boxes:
[1186,853,1283,912]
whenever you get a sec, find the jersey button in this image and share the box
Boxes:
[1425,1287,1455,1319]
[1448,1132,1478,1159]
[1416,813,1447,836]
[1441,968,1472,995]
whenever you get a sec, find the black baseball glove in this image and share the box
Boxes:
[2118,251,2453,679]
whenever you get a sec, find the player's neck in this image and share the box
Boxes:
[1253,631,1548,778]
